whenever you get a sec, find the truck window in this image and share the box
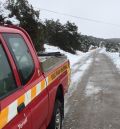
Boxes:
[0,44,17,98]
[3,34,34,85]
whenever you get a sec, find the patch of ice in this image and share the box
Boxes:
[85,81,101,97]
[95,58,100,62]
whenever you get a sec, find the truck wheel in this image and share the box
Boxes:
[48,100,63,129]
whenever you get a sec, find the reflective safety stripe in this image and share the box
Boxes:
[0,107,8,129]
[0,62,70,129]
[67,68,71,86]
[8,100,17,122]
[36,83,41,96]
[31,86,36,100]
[18,95,25,106]
[25,89,31,106]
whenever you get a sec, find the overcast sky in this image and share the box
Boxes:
[29,0,120,39]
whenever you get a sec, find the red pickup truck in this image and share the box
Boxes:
[0,26,70,129]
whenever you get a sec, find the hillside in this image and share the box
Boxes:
[1,0,119,53]
[106,38,120,43]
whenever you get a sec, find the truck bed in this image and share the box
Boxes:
[38,53,67,73]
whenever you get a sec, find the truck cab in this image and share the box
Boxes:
[0,26,70,129]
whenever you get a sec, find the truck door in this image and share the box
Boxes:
[0,42,32,129]
[2,33,49,129]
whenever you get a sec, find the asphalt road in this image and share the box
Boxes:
[63,52,120,129]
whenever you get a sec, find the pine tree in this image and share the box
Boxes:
[6,0,44,51]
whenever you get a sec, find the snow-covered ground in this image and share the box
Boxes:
[106,52,120,70]
[44,44,95,115]
[45,44,94,90]
[100,48,120,71]
[44,44,84,67]
[45,44,94,70]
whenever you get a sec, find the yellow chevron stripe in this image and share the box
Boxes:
[41,80,46,91]
[18,95,25,106]
[31,86,36,100]
[47,63,69,85]
[0,107,8,129]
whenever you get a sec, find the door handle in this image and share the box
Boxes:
[17,103,25,113]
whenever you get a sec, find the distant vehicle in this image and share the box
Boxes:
[0,26,70,129]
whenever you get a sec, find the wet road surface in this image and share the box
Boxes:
[63,52,120,129]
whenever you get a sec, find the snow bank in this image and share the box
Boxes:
[99,48,120,70]
[45,44,94,91]
[44,44,94,115]
[106,52,120,70]
[68,57,93,97]
[65,53,93,115]
[44,44,84,67]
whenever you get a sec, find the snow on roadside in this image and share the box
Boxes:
[106,53,120,70]
[99,48,106,54]
[45,44,94,93]
[65,55,93,115]
[44,44,94,115]
[69,58,93,95]
[44,44,84,66]
[99,48,120,71]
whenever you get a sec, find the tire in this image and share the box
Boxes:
[48,100,63,129]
